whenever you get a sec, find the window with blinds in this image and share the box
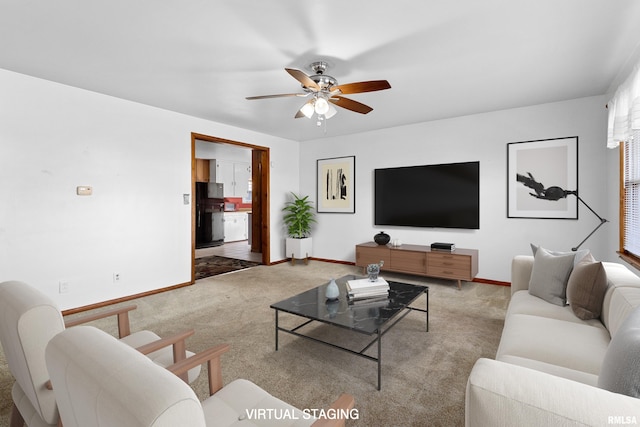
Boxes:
[623,130,640,257]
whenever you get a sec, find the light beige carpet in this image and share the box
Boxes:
[0,261,509,427]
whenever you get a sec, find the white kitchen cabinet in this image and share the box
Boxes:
[233,162,251,201]
[223,212,248,242]
[211,159,250,199]
[211,159,234,188]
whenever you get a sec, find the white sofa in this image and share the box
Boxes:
[466,255,640,426]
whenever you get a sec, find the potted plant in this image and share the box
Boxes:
[282,192,316,265]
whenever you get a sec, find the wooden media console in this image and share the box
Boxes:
[355,242,478,289]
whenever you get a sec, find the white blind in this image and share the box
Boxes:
[624,130,640,256]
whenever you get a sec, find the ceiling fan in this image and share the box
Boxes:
[246,61,391,125]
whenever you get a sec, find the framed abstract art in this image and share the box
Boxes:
[507,136,578,219]
[317,155,355,213]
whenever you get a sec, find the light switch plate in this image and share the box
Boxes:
[76,186,92,196]
[59,281,69,294]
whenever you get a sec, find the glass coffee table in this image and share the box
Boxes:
[270,275,429,390]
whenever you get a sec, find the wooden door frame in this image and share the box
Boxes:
[191,133,270,283]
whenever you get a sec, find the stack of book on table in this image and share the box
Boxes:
[346,277,390,304]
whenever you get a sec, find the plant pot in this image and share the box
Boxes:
[286,237,313,265]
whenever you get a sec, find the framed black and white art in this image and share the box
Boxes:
[507,136,578,219]
[317,155,355,213]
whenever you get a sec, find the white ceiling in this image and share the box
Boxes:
[2,1,640,142]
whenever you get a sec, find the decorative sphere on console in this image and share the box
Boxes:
[374,231,391,245]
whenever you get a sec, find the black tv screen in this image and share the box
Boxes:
[374,161,480,229]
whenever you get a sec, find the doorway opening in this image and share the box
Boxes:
[191,133,270,283]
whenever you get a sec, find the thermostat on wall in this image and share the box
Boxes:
[76,186,93,196]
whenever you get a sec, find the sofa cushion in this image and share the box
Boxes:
[566,253,608,320]
[598,306,640,397]
[495,313,610,375]
[497,355,599,386]
[528,247,575,306]
[507,290,603,327]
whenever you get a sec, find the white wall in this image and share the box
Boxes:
[300,95,613,282]
[0,66,619,307]
[0,69,299,310]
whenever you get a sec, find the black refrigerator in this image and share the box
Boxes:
[195,182,225,248]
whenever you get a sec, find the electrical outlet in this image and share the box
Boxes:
[113,273,121,283]
[59,281,69,294]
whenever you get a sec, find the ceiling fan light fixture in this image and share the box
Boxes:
[314,96,330,115]
[246,62,391,125]
[300,101,315,119]
[325,103,337,119]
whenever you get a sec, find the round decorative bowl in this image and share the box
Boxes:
[374,231,391,245]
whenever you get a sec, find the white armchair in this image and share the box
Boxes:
[0,280,200,427]
[45,325,356,427]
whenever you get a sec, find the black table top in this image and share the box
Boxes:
[270,275,428,335]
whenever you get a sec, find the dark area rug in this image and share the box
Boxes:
[195,255,260,280]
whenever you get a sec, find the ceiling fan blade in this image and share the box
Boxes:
[246,93,306,100]
[285,68,320,91]
[329,96,373,114]
[332,80,391,95]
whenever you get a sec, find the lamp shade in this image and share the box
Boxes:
[325,103,337,119]
[300,101,315,119]
[314,97,330,115]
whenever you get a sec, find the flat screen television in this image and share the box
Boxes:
[374,161,480,229]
